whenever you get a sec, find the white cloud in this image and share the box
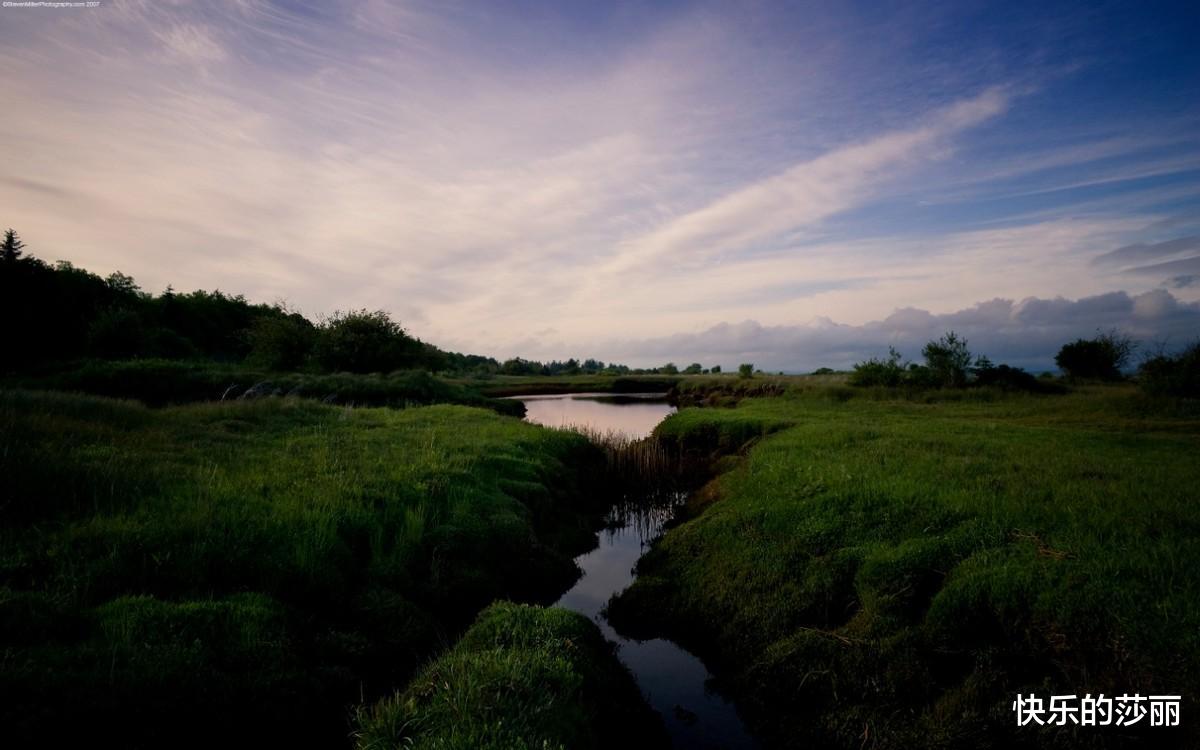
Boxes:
[596,88,1010,276]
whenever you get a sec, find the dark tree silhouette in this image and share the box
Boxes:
[1055,329,1135,380]
[922,331,973,387]
[2,229,25,262]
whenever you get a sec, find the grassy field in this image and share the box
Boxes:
[609,385,1200,749]
[3,359,524,414]
[355,602,665,750]
[0,390,611,748]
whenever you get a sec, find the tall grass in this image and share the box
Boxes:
[353,602,666,750]
[0,390,605,748]
[4,358,523,415]
[609,383,1200,749]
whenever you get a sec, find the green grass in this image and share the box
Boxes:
[0,390,607,748]
[609,385,1200,749]
[5,358,523,415]
[355,602,665,750]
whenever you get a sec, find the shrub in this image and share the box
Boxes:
[87,308,148,359]
[1139,341,1200,398]
[738,363,754,379]
[313,309,421,374]
[1055,329,1135,380]
[975,363,1063,393]
[921,331,972,387]
[711,365,721,374]
[849,348,905,387]
[245,312,316,370]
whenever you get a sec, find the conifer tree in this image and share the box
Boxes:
[1,229,25,262]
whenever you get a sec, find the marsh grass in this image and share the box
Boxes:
[609,383,1200,749]
[353,602,666,750]
[0,390,606,748]
[4,358,523,415]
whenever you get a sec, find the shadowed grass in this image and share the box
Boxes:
[0,390,607,748]
[4,358,523,415]
[354,602,666,750]
[609,384,1200,749]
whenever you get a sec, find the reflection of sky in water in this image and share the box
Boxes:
[516,393,675,440]
[556,509,759,750]
[515,393,759,749]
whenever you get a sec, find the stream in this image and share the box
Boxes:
[514,393,760,750]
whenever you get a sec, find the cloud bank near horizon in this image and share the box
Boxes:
[514,288,1200,373]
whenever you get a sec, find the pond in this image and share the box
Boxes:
[516,392,676,440]
[512,393,760,750]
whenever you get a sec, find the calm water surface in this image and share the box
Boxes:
[514,393,760,750]
[518,392,675,439]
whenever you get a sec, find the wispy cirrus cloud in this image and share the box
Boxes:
[598,88,1011,276]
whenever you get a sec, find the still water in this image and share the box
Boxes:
[514,393,760,750]
[518,392,676,440]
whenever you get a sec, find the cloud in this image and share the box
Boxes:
[156,23,227,63]
[593,289,1200,372]
[598,87,1011,275]
[1093,235,1200,267]
[1125,256,1200,277]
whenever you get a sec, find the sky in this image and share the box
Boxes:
[2,0,1199,371]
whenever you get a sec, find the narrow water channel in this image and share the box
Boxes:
[514,393,760,750]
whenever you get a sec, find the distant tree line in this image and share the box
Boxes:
[850,328,1199,397]
[495,358,724,377]
[0,231,723,378]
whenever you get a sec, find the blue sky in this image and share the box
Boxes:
[2,0,1198,370]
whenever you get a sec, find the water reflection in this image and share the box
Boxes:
[556,501,759,750]
[512,392,759,750]
[515,392,674,440]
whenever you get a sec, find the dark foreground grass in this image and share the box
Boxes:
[5,358,524,415]
[0,390,607,748]
[355,602,666,750]
[609,385,1200,749]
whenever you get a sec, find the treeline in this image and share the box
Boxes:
[496,358,720,377]
[0,231,682,378]
[850,328,1199,397]
[0,232,488,375]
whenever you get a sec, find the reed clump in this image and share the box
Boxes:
[552,424,690,501]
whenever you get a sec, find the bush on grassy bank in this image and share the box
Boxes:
[0,392,608,748]
[355,603,666,750]
[609,389,1200,749]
